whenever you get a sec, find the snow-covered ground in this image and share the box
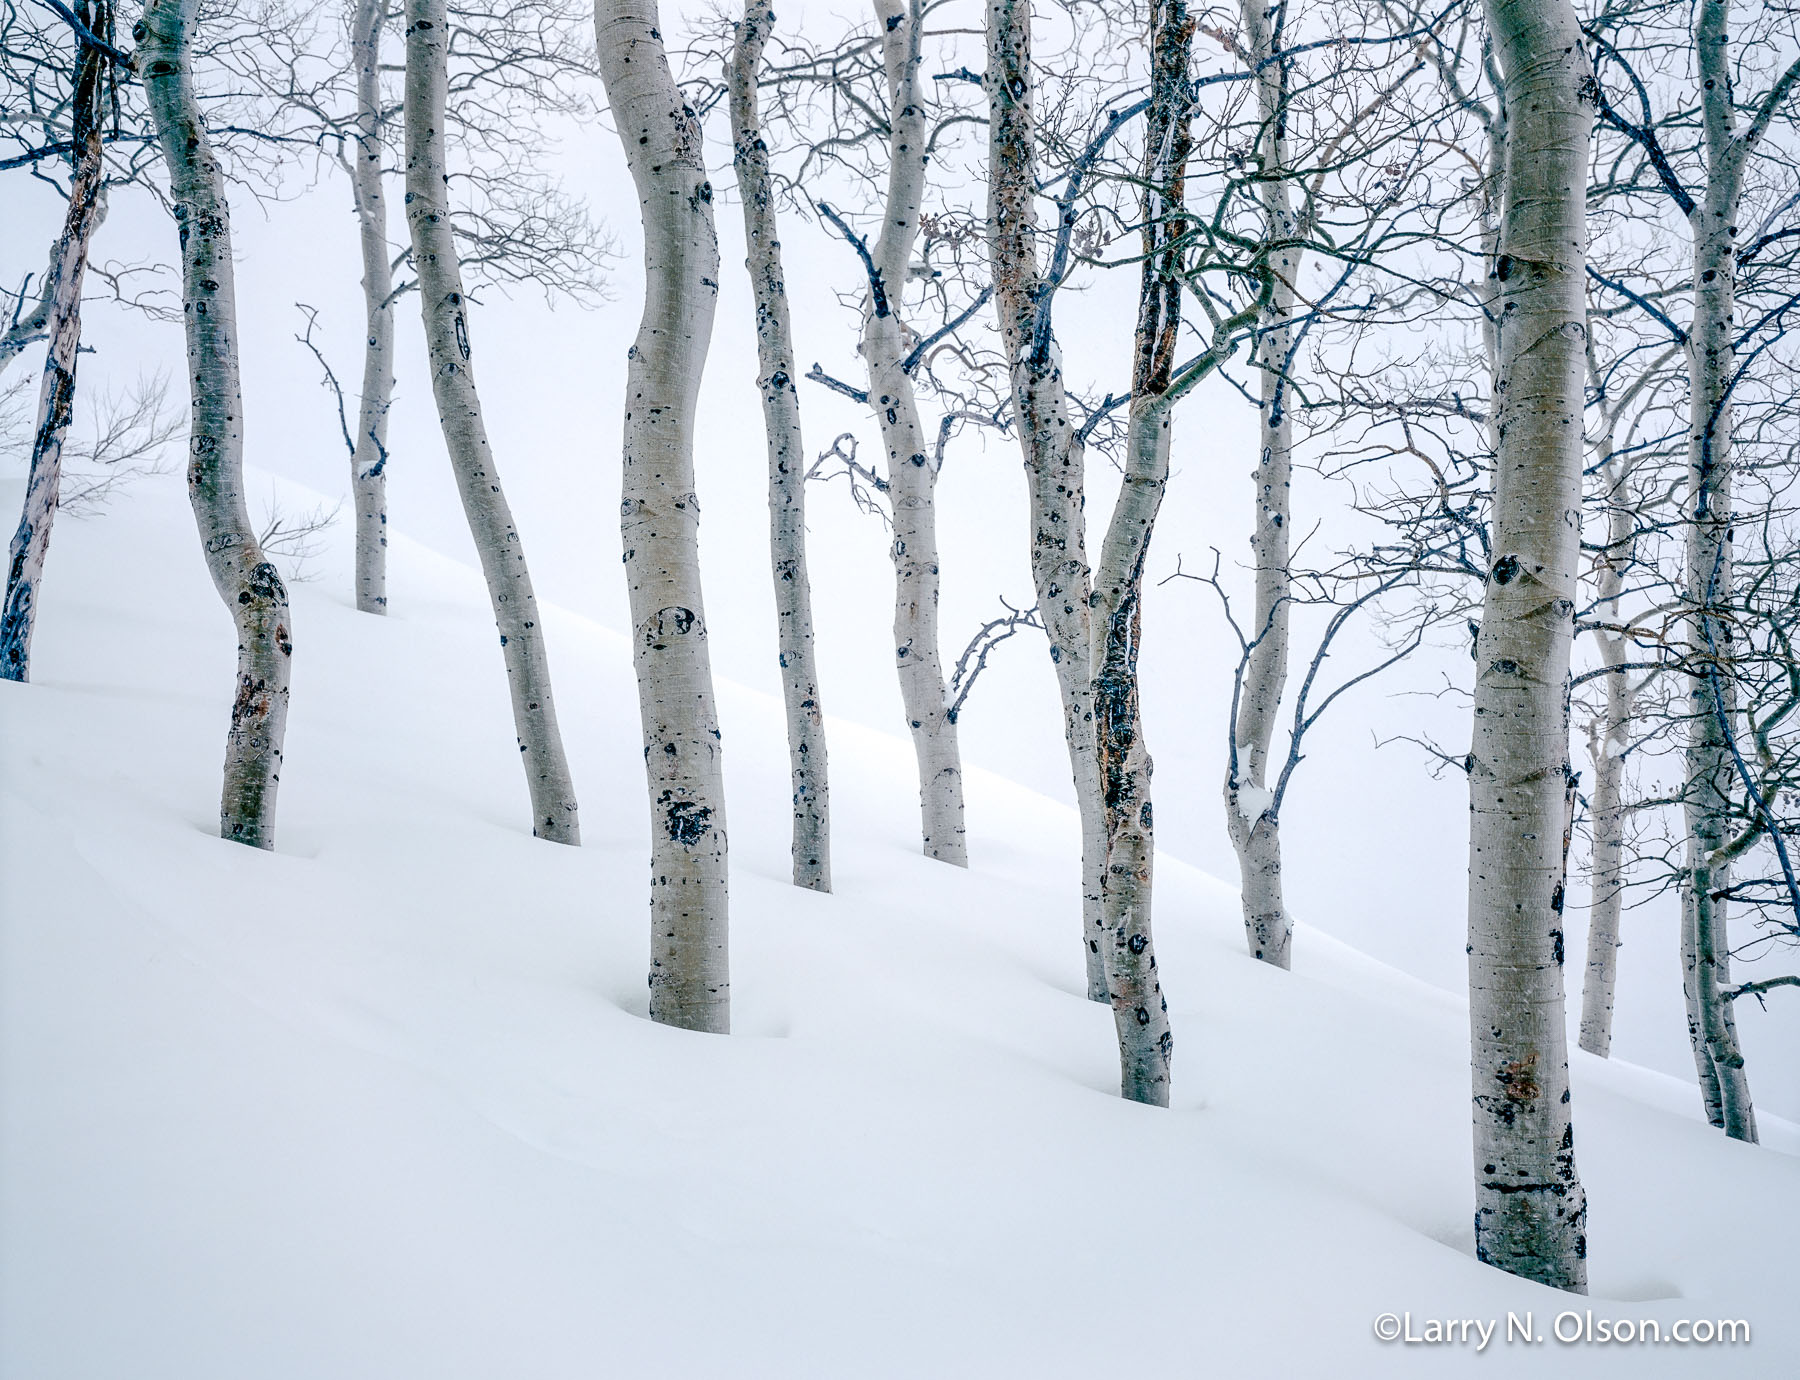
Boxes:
[3,471,1798,1377]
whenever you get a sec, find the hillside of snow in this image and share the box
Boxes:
[3,470,1798,1377]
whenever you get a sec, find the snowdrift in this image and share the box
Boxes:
[2,472,1796,1377]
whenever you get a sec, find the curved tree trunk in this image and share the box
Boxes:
[597,0,731,1032]
[866,0,967,867]
[404,0,579,844]
[1,4,109,682]
[984,0,1107,1000]
[1087,0,1195,1107]
[141,0,293,848]
[730,3,831,893]
[1224,0,1298,969]
[1466,0,1590,1292]
[348,0,394,614]
[1675,0,1775,1146]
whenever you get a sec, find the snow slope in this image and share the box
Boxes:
[2,471,1797,1378]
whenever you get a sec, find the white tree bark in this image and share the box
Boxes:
[1466,0,1590,1292]
[1573,345,1673,1057]
[984,0,1107,1000]
[404,0,580,845]
[1,11,107,682]
[1087,0,1195,1107]
[1675,0,1797,1144]
[863,0,968,867]
[596,0,731,1032]
[1577,440,1633,1057]
[348,0,394,614]
[140,0,293,848]
[730,2,831,893]
[1224,0,1298,969]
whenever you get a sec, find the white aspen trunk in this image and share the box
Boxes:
[1224,0,1298,969]
[596,0,730,1033]
[1679,0,1769,1144]
[1466,0,1590,1291]
[866,0,967,867]
[984,0,1108,1000]
[140,0,293,848]
[1093,401,1175,1106]
[1087,0,1195,1107]
[730,3,831,893]
[1577,451,1631,1057]
[1,11,107,682]
[404,0,580,845]
[1679,885,1727,1123]
[348,0,393,614]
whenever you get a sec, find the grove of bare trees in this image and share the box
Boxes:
[8,0,1799,1297]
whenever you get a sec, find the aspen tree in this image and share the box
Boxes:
[1,2,112,682]
[730,2,831,892]
[1466,0,1591,1292]
[984,0,1107,999]
[1576,392,1643,1058]
[597,0,731,1031]
[347,0,394,614]
[1574,345,1680,1056]
[1223,0,1298,969]
[141,0,293,847]
[862,0,968,866]
[404,0,580,844]
[1674,0,1800,1144]
[1088,0,1197,1106]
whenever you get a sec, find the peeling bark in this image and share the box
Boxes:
[731,3,831,893]
[597,0,730,1032]
[348,0,394,614]
[1,4,108,683]
[140,0,292,848]
[1466,0,1590,1291]
[405,0,579,844]
[0,258,57,377]
[984,0,1106,999]
[865,0,967,867]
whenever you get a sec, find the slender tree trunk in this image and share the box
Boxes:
[1571,337,1672,1057]
[1,5,108,682]
[984,0,1107,1000]
[348,0,393,614]
[404,0,579,844]
[141,0,293,848]
[1679,0,1766,1144]
[1466,0,1590,1292]
[1225,0,1297,969]
[730,3,830,893]
[865,0,967,867]
[1087,0,1195,1107]
[596,0,730,1033]
[1577,457,1631,1056]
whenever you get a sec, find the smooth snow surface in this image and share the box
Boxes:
[3,473,1797,1377]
